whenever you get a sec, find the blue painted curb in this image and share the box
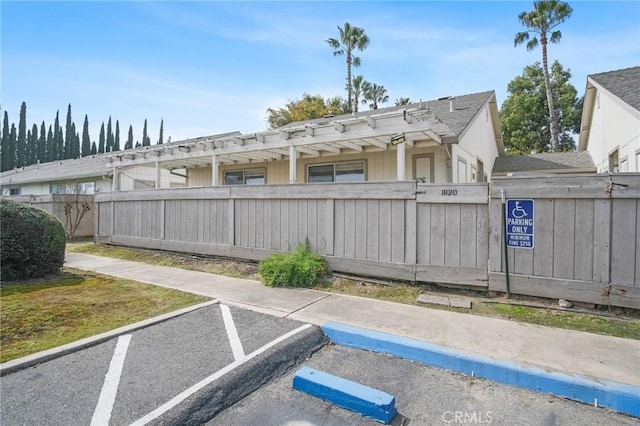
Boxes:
[322,322,640,418]
[293,366,397,424]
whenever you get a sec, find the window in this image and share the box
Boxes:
[307,161,365,183]
[457,158,467,183]
[9,187,21,195]
[50,183,66,194]
[471,165,477,183]
[477,160,484,183]
[77,182,95,194]
[224,169,265,185]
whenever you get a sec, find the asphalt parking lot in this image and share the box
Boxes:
[2,302,638,426]
[0,303,326,426]
[209,344,639,426]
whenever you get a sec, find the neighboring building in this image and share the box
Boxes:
[491,151,596,177]
[0,154,187,196]
[107,91,505,186]
[578,66,640,172]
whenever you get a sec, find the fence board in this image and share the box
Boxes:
[488,199,502,273]
[405,200,417,264]
[476,205,489,269]
[391,200,405,263]
[429,204,446,266]
[459,204,477,267]
[574,199,595,281]
[533,199,554,277]
[366,200,379,261]
[416,203,431,265]
[344,200,356,259]
[444,204,461,266]
[378,200,392,263]
[355,200,367,260]
[553,199,575,279]
[416,265,487,287]
[611,199,637,285]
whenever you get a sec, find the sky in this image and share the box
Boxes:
[2,1,639,146]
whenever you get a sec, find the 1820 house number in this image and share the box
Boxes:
[441,189,458,196]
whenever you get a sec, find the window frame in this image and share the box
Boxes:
[306,160,366,183]
[223,168,266,185]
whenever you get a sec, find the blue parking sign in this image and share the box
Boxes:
[506,199,534,249]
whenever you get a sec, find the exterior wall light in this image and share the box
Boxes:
[390,133,406,145]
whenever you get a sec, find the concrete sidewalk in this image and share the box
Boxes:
[65,252,640,390]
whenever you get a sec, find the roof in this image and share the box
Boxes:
[0,155,114,186]
[588,66,640,112]
[492,151,596,175]
[279,90,496,138]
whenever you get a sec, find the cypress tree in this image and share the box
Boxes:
[9,124,17,169]
[91,141,97,155]
[29,123,38,165]
[1,111,10,171]
[64,103,73,159]
[53,111,63,160]
[98,122,105,153]
[81,115,91,157]
[125,125,133,149]
[46,125,54,162]
[142,119,150,146]
[16,102,27,167]
[114,120,120,151]
[158,119,164,144]
[39,121,46,162]
[106,116,114,152]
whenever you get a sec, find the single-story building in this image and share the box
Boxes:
[106,91,505,188]
[579,66,640,172]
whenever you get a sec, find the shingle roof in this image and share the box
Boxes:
[278,91,496,137]
[589,66,640,112]
[0,155,113,186]
[492,151,596,175]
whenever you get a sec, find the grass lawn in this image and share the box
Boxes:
[0,268,209,363]
[69,244,640,340]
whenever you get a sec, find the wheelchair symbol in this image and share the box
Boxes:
[511,202,528,219]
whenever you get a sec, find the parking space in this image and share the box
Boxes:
[0,304,325,426]
[209,344,639,426]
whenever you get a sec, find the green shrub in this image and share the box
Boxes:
[0,198,66,281]
[259,242,326,288]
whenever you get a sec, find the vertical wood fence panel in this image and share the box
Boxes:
[92,176,639,308]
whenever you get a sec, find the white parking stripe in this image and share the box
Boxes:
[220,304,246,362]
[91,334,132,426]
[129,323,312,426]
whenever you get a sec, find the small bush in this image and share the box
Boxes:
[259,242,326,288]
[0,198,66,281]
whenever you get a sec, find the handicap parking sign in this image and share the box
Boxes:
[506,199,534,249]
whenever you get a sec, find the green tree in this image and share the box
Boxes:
[53,110,63,160]
[500,61,582,155]
[395,97,411,106]
[98,122,105,153]
[29,123,38,165]
[90,141,97,155]
[46,125,54,162]
[106,116,114,152]
[514,0,573,152]
[125,125,134,150]
[352,75,365,113]
[142,119,151,146]
[16,102,27,167]
[326,22,370,113]
[114,120,120,151]
[266,93,347,129]
[158,119,163,145]
[39,121,46,163]
[9,124,17,168]
[362,82,389,110]
[64,104,73,159]
[1,111,11,171]
[81,115,91,157]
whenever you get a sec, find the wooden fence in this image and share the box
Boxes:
[489,174,640,309]
[7,194,95,237]
[94,175,639,309]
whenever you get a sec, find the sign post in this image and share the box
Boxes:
[506,199,534,249]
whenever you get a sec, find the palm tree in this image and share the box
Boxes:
[514,0,572,152]
[326,23,370,113]
[362,82,389,110]
[395,97,411,106]
[352,75,365,113]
